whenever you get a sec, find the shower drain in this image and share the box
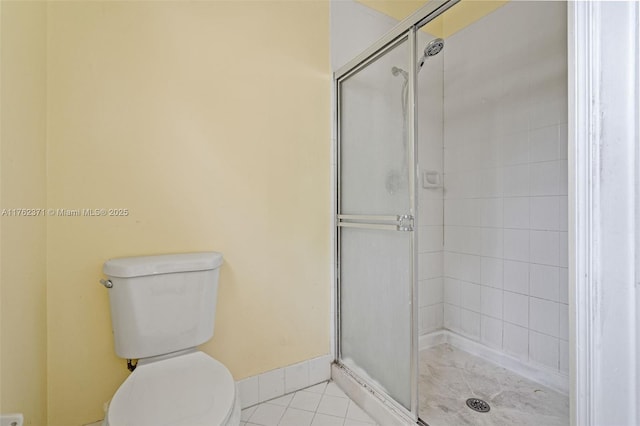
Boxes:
[466,398,491,413]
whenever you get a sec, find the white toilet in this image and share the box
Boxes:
[101,252,241,426]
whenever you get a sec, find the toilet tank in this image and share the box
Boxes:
[103,252,223,359]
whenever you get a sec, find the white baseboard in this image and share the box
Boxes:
[419,330,569,395]
[236,354,333,409]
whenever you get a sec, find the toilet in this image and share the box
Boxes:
[101,252,240,426]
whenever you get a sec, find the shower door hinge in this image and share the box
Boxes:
[398,214,414,231]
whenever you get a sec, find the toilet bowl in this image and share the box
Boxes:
[101,252,240,426]
[104,351,240,426]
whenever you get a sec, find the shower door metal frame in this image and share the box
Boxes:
[335,30,419,421]
[334,0,460,421]
[334,0,460,81]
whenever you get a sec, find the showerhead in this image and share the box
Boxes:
[393,38,444,78]
[424,38,445,57]
[417,37,445,71]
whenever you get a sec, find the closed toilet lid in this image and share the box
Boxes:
[107,351,235,426]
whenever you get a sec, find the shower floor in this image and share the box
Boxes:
[419,343,569,426]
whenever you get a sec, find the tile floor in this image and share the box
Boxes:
[419,343,569,426]
[89,346,570,426]
[241,381,379,426]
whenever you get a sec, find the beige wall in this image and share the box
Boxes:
[45,1,330,425]
[1,1,330,425]
[0,1,48,425]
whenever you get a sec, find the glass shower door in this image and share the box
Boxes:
[337,32,417,418]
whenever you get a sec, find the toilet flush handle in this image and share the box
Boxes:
[100,279,113,289]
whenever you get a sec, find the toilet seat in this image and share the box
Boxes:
[106,351,237,426]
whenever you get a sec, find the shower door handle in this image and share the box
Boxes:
[397,214,414,231]
[337,214,414,231]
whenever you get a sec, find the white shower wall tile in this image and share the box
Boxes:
[480,314,503,349]
[418,226,443,253]
[558,159,569,196]
[502,322,529,361]
[530,161,562,196]
[496,95,529,136]
[530,230,560,266]
[419,278,443,307]
[445,226,482,255]
[530,196,560,231]
[480,257,503,289]
[558,232,568,267]
[530,95,566,131]
[558,268,569,304]
[558,123,569,160]
[418,168,444,327]
[558,196,568,231]
[444,146,473,174]
[443,303,461,332]
[459,281,481,313]
[559,340,570,374]
[443,278,461,306]
[445,199,481,227]
[418,252,443,280]
[503,260,529,295]
[481,227,504,258]
[529,331,559,370]
[420,199,444,226]
[480,198,504,228]
[529,264,560,301]
[421,304,444,333]
[529,297,560,338]
[500,130,529,166]
[459,309,481,340]
[444,252,481,283]
[480,286,503,319]
[503,197,530,229]
[477,168,504,198]
[412,0,569,381]
[558,303,569,341]
[503,229,530,262]
[502,164,530,197]
[529,124,560,163]
[445,171,481,199]
[503,291,529,328]
[417,27,444,339]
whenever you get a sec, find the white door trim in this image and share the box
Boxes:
[570,1,639,425]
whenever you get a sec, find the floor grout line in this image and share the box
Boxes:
[242,380,377,426]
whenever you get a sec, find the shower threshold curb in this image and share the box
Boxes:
[332,363,417,426]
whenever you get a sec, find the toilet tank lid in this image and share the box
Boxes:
[103,252,223,278]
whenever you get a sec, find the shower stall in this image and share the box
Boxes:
[334,0,569,424]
